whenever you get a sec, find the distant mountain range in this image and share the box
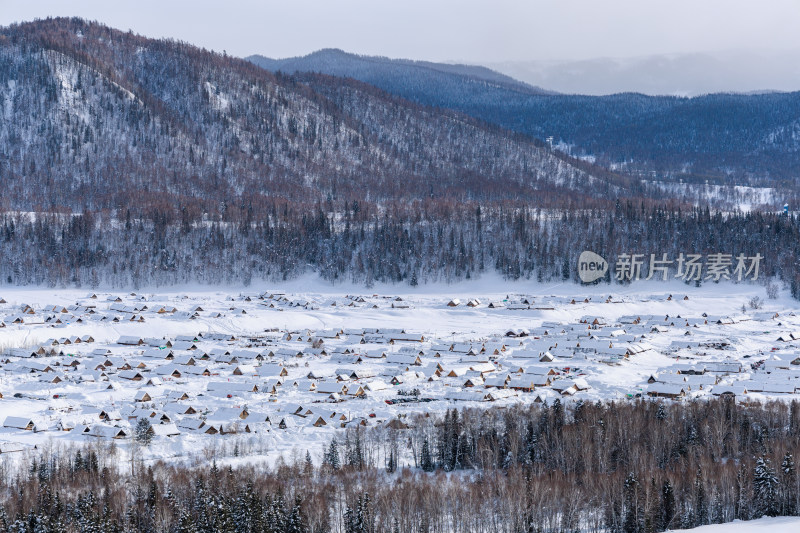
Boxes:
[250,49,800,187]
[249,48,555,96]
[487,51,800,97]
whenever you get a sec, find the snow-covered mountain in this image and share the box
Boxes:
[0,18,605,214]
[248,48,556,100]
[250,49,800,185]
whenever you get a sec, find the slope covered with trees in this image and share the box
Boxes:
[0,18,608,214]
[250,50,800,186]
[0,18,798,290]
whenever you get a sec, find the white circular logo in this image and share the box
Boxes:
[578,251,608,283]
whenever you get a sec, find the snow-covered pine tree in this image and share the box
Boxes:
[693,468,708,526]
[781,452,797,516]
[386,447,397,474]
[421,437,435,472]
[323,439,340,471]
[134,418,152,446]
[659,479,676,530]
[286,495,306,533]
[623,471,639,533]
[753,456,780,517]
[304,450,314,477]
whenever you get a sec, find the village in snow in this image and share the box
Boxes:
[0,281,798,465]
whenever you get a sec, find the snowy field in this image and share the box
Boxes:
[0,277,798,468]
[673,516,800,532]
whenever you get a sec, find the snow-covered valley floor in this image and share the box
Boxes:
[673,516,800,532]
[0,278,797,469]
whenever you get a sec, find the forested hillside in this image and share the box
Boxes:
[250,50,800,185]
[0,18,798,289]
[0,18,608,214]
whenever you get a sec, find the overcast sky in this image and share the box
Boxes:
[2,0,799,63]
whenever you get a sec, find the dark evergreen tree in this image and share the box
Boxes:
[421,437,435,472]
[693,468,708,527]
[134,418,153,446]
[754,457,780,517]
[323,439,340,471]
[659,479,675,530]
[285,496,306,533]
[781,452,797,516]
[623,472,639,533]
[386,446,397,474]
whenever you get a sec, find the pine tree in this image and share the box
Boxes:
[694,468,707,526]
[551,398,565,433]
[451,409,463,470]
[88,451,99,473]
[753,457,780,517]
[343,493,373,533]
[386,447,397,474]
[623,472,639,533]
[524,419,538,465]
[286,496,306,533]
[347,429,364,470]
[659,479,675,530]
[421,437,435,472]
[735,463,749,521]
[134,418,153,446]
[323,439,340,471]
[304,450,314,477]
[343,504,355,533]
[177,508,198,533]
[270,491,288,532]
[781,452,797,516]
[74,450,85,472]
[710,490,725,524]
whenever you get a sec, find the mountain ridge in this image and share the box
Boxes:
[248,48,556,96]
[248,48,800,187]
[0,17,618,216]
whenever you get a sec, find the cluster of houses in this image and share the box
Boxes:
[0,292,506,326]
[1,294,207,326]
[0,291,797,448]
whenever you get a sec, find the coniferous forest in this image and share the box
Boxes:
[2,399,800,532]
[0,204,798,297]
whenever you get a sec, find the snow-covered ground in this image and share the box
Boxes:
[0,278,797,469]
[642,180,779,211]
[672,516,800,532]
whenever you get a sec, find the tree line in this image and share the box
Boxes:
[0,203,798,298]
[1,398,800,532]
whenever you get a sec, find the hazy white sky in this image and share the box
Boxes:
[2,0,799,62]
